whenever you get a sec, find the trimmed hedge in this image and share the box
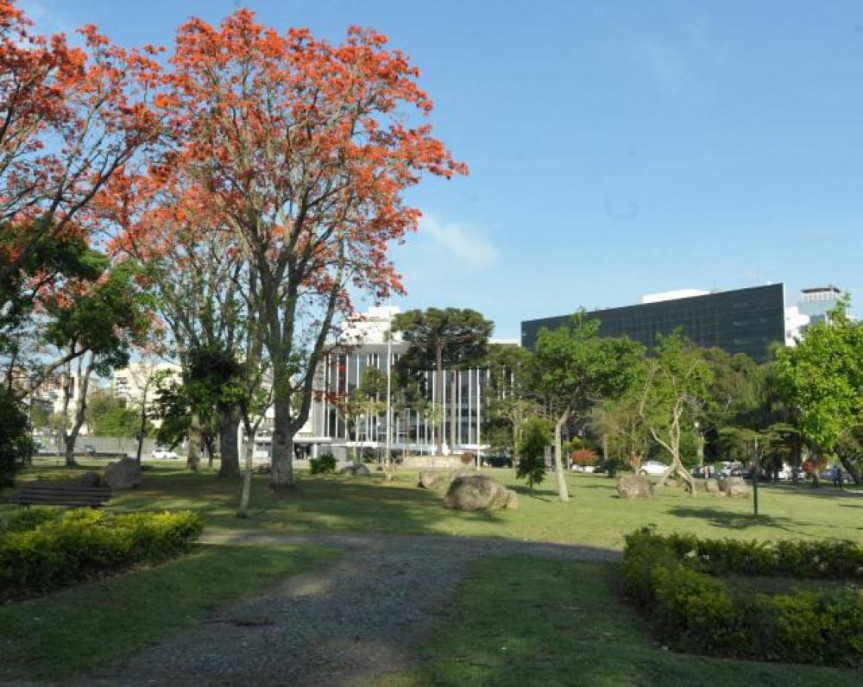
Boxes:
[0,508,204,600]
[621,527,863,668]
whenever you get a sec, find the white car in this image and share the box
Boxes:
[151,447,179,460]
[639,460,669,476]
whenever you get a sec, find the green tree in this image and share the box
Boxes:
[86,389,143,438]
[0,387,31,487]
[590,376,653,472]
[774,299,862,484]
[393,308,493,455]
[531,313,645,502]
[637,331,713,493]
[42,262,150,466]
[516,416,550,490]
[484,344,536,464]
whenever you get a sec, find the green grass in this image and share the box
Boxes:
[0,542,338,681]
[1,461,861,683]
[410,556,862,687]
[4,459,859,549]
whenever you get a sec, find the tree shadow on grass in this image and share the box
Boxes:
[763,483,863,500]
[665,506,807,536]
[107,467,511,537]
[509,484,555,502]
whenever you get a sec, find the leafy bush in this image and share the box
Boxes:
[516,417,550,490]
[0,388,32,488]
[645,529,863,580]
[310,453,336,474]
[460,451,476,465]
[0,509,204,600]
[570,448,598,467]
[621,527,863,667]
[0,506,62,535]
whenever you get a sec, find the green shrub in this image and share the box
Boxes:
[0,509,204,600]
[0,388,32,488]
[516,417,550,490]
[655,530,863,580]
[621,527,863,668]
[310,453,336,474]
[0,506,63,534]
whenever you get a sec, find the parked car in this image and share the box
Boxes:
[83,444,96,456]
[152,447,179,460]
[571,464,596,473]
[639,460,669,476]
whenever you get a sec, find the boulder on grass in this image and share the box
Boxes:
[339,464,371,476]
[703,478,721,494]
[616,473,655,499]
[718,476,751,498]
[78,471,102,487]
[443,475,518,511]
[418,470,450,490]
[103,457,141,490]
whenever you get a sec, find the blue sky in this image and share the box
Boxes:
[23,0,863,339]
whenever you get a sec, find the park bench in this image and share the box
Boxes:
[11,483,112,508]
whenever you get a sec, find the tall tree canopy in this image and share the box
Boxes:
[530,313,645,501]
[117,11,467,486]
[393,307,493,455]
[0,1,162,316]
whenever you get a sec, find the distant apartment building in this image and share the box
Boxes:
[521,284,786,363]
[111,362,181,429]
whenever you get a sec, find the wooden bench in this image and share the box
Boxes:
[12,483,112,508]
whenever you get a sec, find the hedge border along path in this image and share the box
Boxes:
[0,507,204,600]
[620,526,863,668]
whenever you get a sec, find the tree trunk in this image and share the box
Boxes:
[271,397,294,487]
[187,412,202,472]
[837,450,861,485]
[554,412,570,502]
[217,403,242,478]
[64,435,77,467]
[658,411,696,495]
[237,425,256,517]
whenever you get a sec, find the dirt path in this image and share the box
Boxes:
[60,533,617,687]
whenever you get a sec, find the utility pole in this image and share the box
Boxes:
[385,303,393,470]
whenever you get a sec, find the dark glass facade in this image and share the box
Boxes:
[521,284,785,362]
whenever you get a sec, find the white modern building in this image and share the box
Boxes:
[251,306,496,462]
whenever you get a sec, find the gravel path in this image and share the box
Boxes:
[69,533,619,687]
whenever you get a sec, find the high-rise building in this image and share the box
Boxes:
[521,284,786,363]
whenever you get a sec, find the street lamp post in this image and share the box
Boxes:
[385,305,393,471]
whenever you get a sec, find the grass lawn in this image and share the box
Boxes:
[0,542,338,681]
[407,556,862,687]
[4,459,859,549]
[1,461,861,683]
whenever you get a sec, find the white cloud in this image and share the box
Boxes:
[416,214,497,270]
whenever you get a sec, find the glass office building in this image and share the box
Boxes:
[521,284,785,363]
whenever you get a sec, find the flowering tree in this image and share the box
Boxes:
[0,1,162,309]
[158,10,465,486]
